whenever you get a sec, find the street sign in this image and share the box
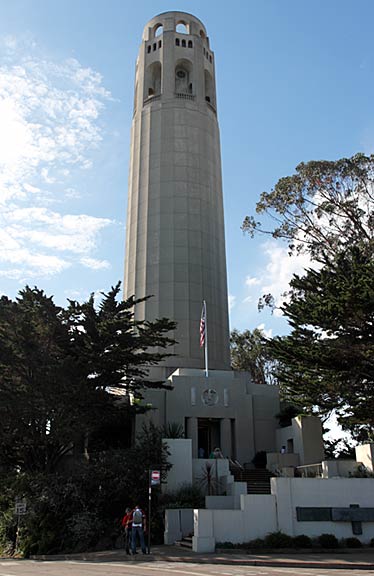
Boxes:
[15,500,27,516]
[151,470,160,485]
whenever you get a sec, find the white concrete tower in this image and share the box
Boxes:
[124,11,230,372]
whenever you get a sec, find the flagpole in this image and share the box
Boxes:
[204,300,209,378]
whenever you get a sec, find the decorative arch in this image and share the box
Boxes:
[175,58,193,95]
[154,24,163,37]
[176,21,189,34]
[145,61,162,98]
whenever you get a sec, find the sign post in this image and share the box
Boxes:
[14,498,27,552]
[148,470,160,554]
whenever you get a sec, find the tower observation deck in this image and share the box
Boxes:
[124,11,230,372]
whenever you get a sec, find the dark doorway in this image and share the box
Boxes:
[198,418,220,458]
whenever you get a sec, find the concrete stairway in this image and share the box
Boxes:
[174,536,193,549]
[230,464,273,494]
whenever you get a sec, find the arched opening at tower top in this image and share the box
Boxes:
[175,59,193,95]
[176,21,189,34]
[145,61,162,98]
[154,24,163,37]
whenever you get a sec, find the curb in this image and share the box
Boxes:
[29,552,374,570]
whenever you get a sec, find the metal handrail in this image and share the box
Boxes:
[296,463,323,478]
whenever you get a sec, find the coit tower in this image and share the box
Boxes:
[124,11,230,373]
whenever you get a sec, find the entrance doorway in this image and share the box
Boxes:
[198,418,220,458]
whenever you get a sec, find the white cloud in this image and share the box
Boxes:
[242,295,253,304]
[240,240,321,318]
[245,275,260,286]
[81,257,110,270]
[260,241,319,316]
[0,36,113,280]
[228,293,236,311]
[256,322,273,338]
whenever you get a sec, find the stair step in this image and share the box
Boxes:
[175,535,193,549]
[175,539,193,549]
[229,465,274,495]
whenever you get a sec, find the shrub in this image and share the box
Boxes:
[317,533,339,548]
[370,538,374,547]
[0,509,17,556]
[160,484,205,509]
[248,538,265,548]
[264,531,293,548]
[342,537,362,548]
[162,422,185,438]
[293,534,312,548]
[216,541,235,549]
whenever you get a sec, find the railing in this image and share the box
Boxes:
[296,463,323,478]
[175,92,195,101]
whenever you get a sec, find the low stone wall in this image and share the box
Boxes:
[192,477,374,552]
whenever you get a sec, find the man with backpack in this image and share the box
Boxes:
[131,505,147,555]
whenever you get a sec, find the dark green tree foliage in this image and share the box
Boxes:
[242,153,374,436]
[267,248,374,435]
[230,328,277,385]
[0,283,175,474]
[242,153,374,262]
[0,423,171,555]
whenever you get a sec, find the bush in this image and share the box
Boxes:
[370,538,374,547]
[317,533,339,548]
[216,541,235,549]
[293,534,312,548]
[161,484,205,509]
[264,531,293,548]
[0,509,17,556]
[342,537,362,548]
[247,538,265,548]
[0,423,172,556]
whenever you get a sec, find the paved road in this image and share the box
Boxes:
[0,560,373,576]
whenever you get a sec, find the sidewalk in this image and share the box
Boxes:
[32,544,374,570]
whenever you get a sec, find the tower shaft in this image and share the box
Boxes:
[124,11,230,371]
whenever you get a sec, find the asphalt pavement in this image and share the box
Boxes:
[30,544,374,570]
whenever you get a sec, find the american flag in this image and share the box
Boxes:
[200,302,206,348]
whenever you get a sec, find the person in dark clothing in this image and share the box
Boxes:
[131,505,147,554]
[121,507,132,554]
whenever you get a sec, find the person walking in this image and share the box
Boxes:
[131,504,147,555]
[121,507,132,554]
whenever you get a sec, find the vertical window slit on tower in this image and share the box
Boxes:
[176,38,180,46]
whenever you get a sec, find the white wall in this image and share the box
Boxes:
[163,439,192,492]
[191,477,374,552]
[272,477,374,540]
[322,459,359,478]
[356,443,374,472]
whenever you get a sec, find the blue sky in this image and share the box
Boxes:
[0,0,373,338]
